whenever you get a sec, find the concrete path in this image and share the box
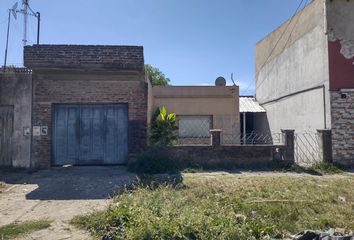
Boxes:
[0,166,136,240]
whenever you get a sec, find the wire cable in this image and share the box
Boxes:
[255,0,310,91]
[243,0,307,95]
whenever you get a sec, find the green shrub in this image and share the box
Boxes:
[129,147,178,174]
[150,106,178,146]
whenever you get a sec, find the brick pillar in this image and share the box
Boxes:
[281,129,295,164]
[317,129,332,163]
[210,129,222,147]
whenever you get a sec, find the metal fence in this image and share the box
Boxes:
[175,117,286,146]
[175,130,284,146]
[294,132,322,165]
[223,131,284,145]
[174,121,325,165]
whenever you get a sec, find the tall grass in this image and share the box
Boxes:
[72,174,354,239]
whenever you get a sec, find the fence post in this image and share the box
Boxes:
[210,129,222,147]
[281,129,295,164]
[317,129,332,163]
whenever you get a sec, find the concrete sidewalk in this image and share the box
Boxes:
[0,166,136,240]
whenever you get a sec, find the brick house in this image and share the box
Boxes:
[26,45,148,168]
[1,45,244,169]
[0,45,148,168]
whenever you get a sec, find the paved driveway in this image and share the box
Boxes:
[0,166,136,240]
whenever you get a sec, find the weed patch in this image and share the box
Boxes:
[289,162,344,175]
[128,147,178,174]
[72,173,354,239]
[0,220,51,239]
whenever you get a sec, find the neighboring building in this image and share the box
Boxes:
[0,45,148,168]
[0,45,242,169]
[0,69,32,168]
[256,0,354,166]
[150,84,240,145]
[239,96,266,135]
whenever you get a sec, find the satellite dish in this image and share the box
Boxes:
[215,76,226,86]
[11,2,18,20]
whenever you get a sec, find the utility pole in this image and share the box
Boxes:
[3,2,18,70]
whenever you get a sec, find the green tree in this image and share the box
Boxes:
[150,106,178,146]
[145,64,170,86]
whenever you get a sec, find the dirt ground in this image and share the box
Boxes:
[0,166,136,240]
[1,168,352,239]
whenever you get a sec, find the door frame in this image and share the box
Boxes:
[0,105,14,167]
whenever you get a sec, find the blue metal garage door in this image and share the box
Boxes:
[53,104,128,166]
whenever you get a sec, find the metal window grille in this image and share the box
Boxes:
[176,115,212,145]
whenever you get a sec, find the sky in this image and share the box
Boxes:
[0,0,302,95]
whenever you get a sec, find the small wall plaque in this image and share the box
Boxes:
[33,126,41,136]
[23,127,31,136]
[41,126,48,136]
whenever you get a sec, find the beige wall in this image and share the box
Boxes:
[151,86,240,136]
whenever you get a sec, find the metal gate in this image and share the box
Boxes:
[294,132,322,165]
[53,104,128,166]
[0,106,14,166]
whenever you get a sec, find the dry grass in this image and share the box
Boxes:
[72,172,354,239]
[0,182,6,193]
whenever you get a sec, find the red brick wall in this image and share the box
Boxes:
[24,45,144,70]
[31,73,148,168]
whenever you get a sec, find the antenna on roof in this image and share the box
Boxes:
[231,73,236,86]
[3,0,41,69]
[3,2,19,69]
[20,0,41,47]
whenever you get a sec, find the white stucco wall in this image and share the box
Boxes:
[255,0,331,133]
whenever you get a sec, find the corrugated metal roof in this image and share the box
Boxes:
[239,97,266,113]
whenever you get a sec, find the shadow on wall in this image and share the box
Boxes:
[0,166,136,200]
[253,112,271,135]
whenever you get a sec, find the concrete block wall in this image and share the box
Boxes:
[330,91,354,166]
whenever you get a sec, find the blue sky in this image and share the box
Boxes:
[0,0,301,94]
